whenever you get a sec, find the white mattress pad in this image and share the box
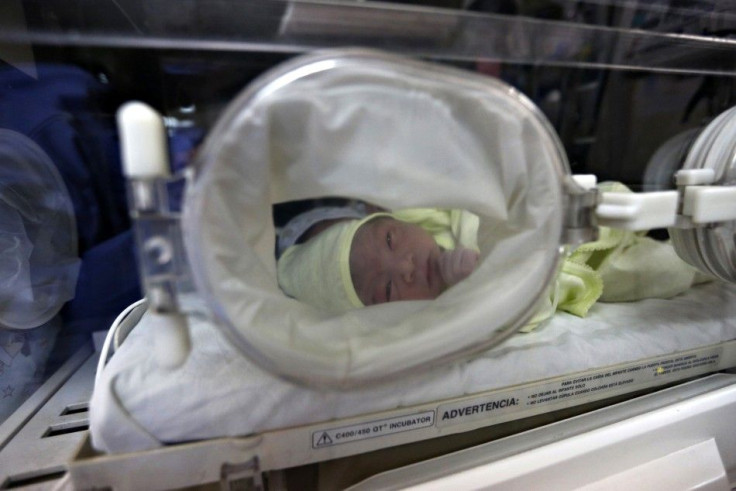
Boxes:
[90,282,736,453]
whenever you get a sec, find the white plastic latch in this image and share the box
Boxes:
[596,191,679,230]
[675,168,716,186]
[571,174,598,190]
[682,186,736,224]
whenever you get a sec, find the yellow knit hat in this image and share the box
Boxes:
[276,213,391,313]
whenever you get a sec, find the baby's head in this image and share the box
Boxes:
[277,213,448,313]
[349,216,446,306]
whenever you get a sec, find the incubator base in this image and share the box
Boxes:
[4,335,735,489]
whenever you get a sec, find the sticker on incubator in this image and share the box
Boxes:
[312,411,435,449]
[437,396,522,427]
[436,346,724,429]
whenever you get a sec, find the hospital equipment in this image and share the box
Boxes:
[2,1,736,489]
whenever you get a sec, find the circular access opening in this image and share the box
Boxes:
[183,50,569,387]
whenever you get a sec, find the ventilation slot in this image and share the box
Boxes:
[42,421,89,438]
[60,402,89,416]
[1,469,66,489]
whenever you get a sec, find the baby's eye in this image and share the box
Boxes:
[385,281,393,302]
[386,231,393,250]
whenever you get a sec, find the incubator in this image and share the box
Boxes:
[1,1,736,489]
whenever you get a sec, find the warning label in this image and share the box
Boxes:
[312,411,435,448]
[437,347,722,428]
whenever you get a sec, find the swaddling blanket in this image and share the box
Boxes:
[90,282,736,454]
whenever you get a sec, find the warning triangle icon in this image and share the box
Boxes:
[315,432,333,447]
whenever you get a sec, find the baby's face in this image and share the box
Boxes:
[350,217,446,306]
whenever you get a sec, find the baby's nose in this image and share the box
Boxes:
[398,253,415,283]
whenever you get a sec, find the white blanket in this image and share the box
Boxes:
[90,282,736,453]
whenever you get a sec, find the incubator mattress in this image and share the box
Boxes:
[90,282,736,453]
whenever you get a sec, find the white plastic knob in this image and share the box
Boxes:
[682,186,736,223]
[117,101,170,178]
[675,168,716,186]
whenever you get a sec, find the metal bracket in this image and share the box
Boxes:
[562,175,599,246]
[118,102,192,368]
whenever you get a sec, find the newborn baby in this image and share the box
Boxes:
[277,184,711,323]
[277,208,480,313]
[349,215,478,305]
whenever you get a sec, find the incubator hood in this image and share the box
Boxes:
[118,49,736,388]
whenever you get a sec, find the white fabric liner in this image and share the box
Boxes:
[183,51,567,386]
[90,282,736,453]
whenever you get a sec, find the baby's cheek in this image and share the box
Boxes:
[461,249,480,274]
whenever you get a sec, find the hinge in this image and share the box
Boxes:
[221,456,263,491]
[562,175,599,246]
[596,190,679,230]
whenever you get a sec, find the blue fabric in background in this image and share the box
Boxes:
[0,64,130,252]
[63,230,141,330]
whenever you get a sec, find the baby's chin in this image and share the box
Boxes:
[431,283,448,301]
[428,250,446,295]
